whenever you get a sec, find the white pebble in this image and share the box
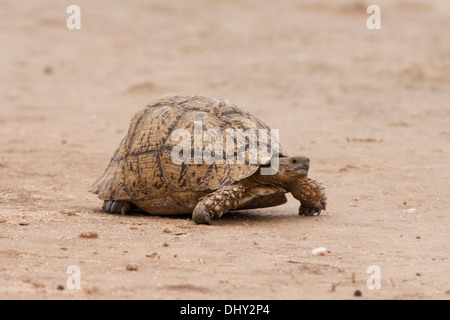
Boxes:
[311,247,328,256]
[404,208,417,214]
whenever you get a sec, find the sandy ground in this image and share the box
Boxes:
[0,0,449,300]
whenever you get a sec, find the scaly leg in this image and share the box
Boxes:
[192,183,245,224]
[286,177,327,216]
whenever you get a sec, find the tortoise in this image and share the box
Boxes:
[90,94,327,224]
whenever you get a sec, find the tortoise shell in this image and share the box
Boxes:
[90,94,289,214]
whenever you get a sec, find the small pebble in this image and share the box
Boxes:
[57,285,65,290]
[311,247,328,256]
[163,227,172,233]
[354,290,362,297]
[19,221,29,226]
[146,252,159,259]
[79,232,98,239]
[43,66,53,74]
[404,208,417,214]
[126,264,138,271]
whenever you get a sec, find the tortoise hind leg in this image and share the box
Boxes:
[192,183,245,224]
[103,200,132,215]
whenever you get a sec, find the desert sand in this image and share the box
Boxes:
[0,0,449,299]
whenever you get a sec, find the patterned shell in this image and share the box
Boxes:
[90,94,287,202]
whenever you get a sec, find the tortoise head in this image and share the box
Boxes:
[275,156,310,181]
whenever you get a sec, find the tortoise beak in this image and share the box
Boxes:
[291,156,310,174]
[300,157,310,172]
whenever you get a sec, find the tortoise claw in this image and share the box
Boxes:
[192,205,211,225]
[299,202,326,216]
[120,203,131,215]
[299,205,314,216]
[103,200,131,215]
[111,201,120,213]
[105,200,113,212]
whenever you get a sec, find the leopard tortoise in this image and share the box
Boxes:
[90,94,327,224]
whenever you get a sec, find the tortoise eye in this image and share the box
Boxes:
[291,159,298,164]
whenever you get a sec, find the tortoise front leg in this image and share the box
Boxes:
[192,183,245,224]
[287,177,327,216]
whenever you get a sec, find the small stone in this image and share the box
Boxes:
[404,208,417,214]
[57,285,65,290]
[79,232,98,239]
[311,247,328,256]
[163,227,172,233]
[126,264,138,271]
[43,66,53,74]
[84,286,100,295]
[60,209,77,216]
[354,290,362,297]
[19,221,29,226]
[146,252,159,259]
